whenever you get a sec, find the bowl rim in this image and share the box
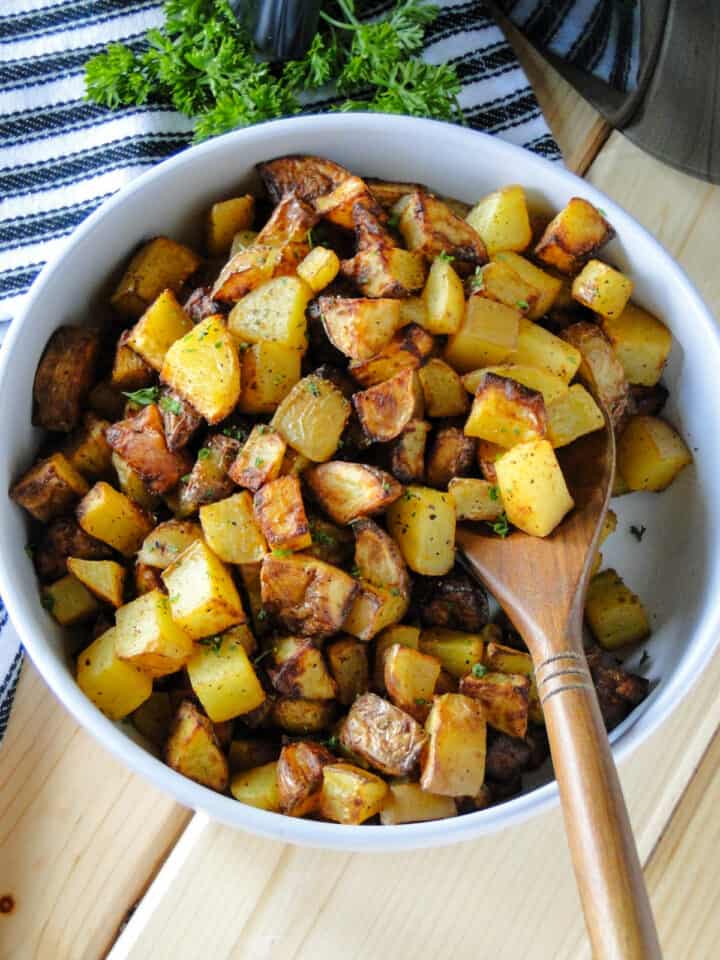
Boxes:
[3,112,720,852]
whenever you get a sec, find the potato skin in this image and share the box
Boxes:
[260,553,358,638]
[561,321,629,426]
[389,419,430,484]
[353,368,421,443]
[11,453,89,523]
[258,155,351,204]
[415,570,489,632]
[256,194,318,246]
[159,388,202,452]
[305,461,402,526]
[182,434,240,512]
[339,692,427,777]
[33,326,100,432]
[425,426,475,489]
[398,191,488,270]
[34,517,112,582]
[164,699,229,792]
[106,403,193,494]
[277,741,335,817]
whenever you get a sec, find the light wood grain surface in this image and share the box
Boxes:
[2,29,719,960]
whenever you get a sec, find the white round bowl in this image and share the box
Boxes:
[2,114,719,852]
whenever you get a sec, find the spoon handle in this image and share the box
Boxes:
[535,646,662,959]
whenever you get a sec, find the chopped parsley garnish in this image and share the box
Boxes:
[490,512,510,538]
[198,635,223,653]
[306,381,321,397]
[312,528,336,547]
[387,212,401,229]
[272,548,293,558]
[438,251,455,263]
[516,299,529,310]
[24,543,35,559]
[122,386,159,406]
[197,447,211,460]
[488,485,499,501]
[159,394,183,415]
[414,697,428,706]
[252,648,274,665]
[222,425,248,442]
[471,662,487,678]
[630,524,646,542]
[350,564,361,578]
[254,457,265,468]
[325,734,340,750]
[306,228,314,247]
[214,340,223,349]
[469,266,485,291]
[181,473,191,483]
[256,608,268,621]
[597,207,608,217]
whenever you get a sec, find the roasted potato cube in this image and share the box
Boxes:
[444,296,520,372]
[272,698,335,735]
[397,191,487,268]
[319,763,389,824]
[207,195,255,256]
[466,185,532,255]
[237,341,302,415]
[534,197,613,274]
[495,440,574,537]
[229,230,259,256]
[229,424,286,492]
[601,302,672,386]
[161,315,241,424]
[425,426,475,489]
[106,403,193,494]
[200,491,268,563]
[476,439,506,482]
[342,205,427,297]
[546,383,605,448]
[131,691,173,748]
[258,155,350,204]
[127,289,193,372]
[305,514,354,567]
[260,552,358,638]
[418,359,468,417]
[340,692,427,776]
[305,461,402,526]
[61,411,113,479]
[352,517,409,594]
[420,693,486,796]
[187,633,266,721]
[319,296,401,362]
[212,241,307,302]
[42,573,99,625]
[112,451,160,512]
[111,237,201,319]
[67,557,126,608]
[162,540,247,639]
[114,589,193,677]
[271,374,351,462]
[326,638,370,705]
[33,326,100,431]
[420,255,465,334]
[399,297,428,327]
[313,174,384,228]
[77,627,152,720]
[384,644,441,721]
[348,324,435,388]
[373,624,421,690]
[297,245,340,292]
[228,275,312,351]
[277,741,335,817]
[76,481,153,556]
[253,475,311,552]
[165,700,229,792]
[389,419,430,484]
[572,259,633,320]
[387,485,456,576]
[585,569,651,649]
[561,321,629,425]
[353,368,422,443]
[230,761,281,811]
[491,252,562,320]
[616,415,692,491]
[464,372,547,447]
[11,452,89,523]
[176,434,240,516]
[380,782,457,824]
[281,447,314,478]
[484,640,533,676]
[515,318,581,382]
[138,519,203,568]
[462,364,568,406]
[268,636,337,700]
[34,516,112,582]
[460,671,530,738]
[228,739,279,773]
[343,581,408,642]
[473,261,538,316]
[418,628,486,678]
[416,572,491,632]
[256,194,318,246]
[448,478,504,522]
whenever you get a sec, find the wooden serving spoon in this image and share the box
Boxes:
[457,421,662,959]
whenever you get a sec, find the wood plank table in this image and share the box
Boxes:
[2,28,719,960]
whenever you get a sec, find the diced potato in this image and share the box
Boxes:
[397,191,487,268]
[353,368,422,443]
[161,315,241,424]
[112,452,160,512]
[305,514,354,568]
[271,374,351,462]
[237,341,301,414]
[341,238,427,298]
[515,318,581,382]
[466,185,532,255]
[187,633,266,722]
[459,671,530,738]
[11,452,89,523]
[207,195,255,256]
[389,419,430,484]
[462,364,568,406]
[387,485,456,576]
[601,302,672,386]
[200,491,268,563]
[572,259,633,320]
[491,251,562,319]
[134,561,162,595]
[260,553,357,638]
[562,321,629,424]
[33,326,100,432]
[534,197,613,274]
[425,426,476,489]
[475,260,538,315]
[106,403,193,495]
[281,447,314,478]
[384,644,441,721]
[464,372,547,447]
[448,478,504,522]
[165,700,229,792]
[42,574,99,625]
[420,693,486,797]
[399,297,428,327]
[67,557,126,608]
[230,762,281,811]
[585,569,651,649]
[305,461,402,526]
[110,331,155,391]
[297,245,341,292]
[348,324,434,387]
[546,383,605,448]
[115,589,193,677]
[256,194,318,246]
[131,691,173,748]
[212,241,307,302]
[228,739,279,774]
[229,424,286,492]
[340,692,427,776]
[162,540,247,639]
[221,623,257,657]
[268,637,337,700]
[318,296,401,361]
[496,440,574,537]
[272,698,335,735]
[111,237,201,319]
[228,275,312,352]
[138,519,203,568]
[230,229,259,256]
[76,481,153,556]
[352,517,410,596]
[319,763,389,824]
[484,641,533,675]
[374,624,421,691]
[421,256,465,334]
[175,433,240,517]
[77,627,152,720]
[127,289,193,372]
[418,359,468,417]
[314,175,382,228]
[380,782,457,824]
[326,638,369,705]
[616,415,692,491]
[418,627,486,678]
[476,439,506,482]
[277,741,334,817]
[343,581,408,642]
[62,412,113,479]
[253,475,311,552]
[444,296,520,372]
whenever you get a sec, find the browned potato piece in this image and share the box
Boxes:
[228,739,280,774]
[384,644,441,721]
[459,671,530,738]
[353,368,422,443]
[268,637,337,700]
[229,425,286,492]
[420,693,487,797]
[314,175,385,229]
[179,433,240,514]
[158,388,202,452]
[534,197,613,274]
[258,155,351,204]
[271,374,351,462]
[373,625,421,691]
[61,411,113,479]
[305,461,402,526]
[425,426,475,489]
[418,359,468,418]
[343,580,408,642]
[389,419,430,484]
[326,638,369,705]
[134,561,163,595]
[272,697,335,735]
[111,237,202,319]
[476,438,505,482]
[253,475,311,552]
[211,242,307,302]
[256,194,318,246]
[319,296,401,361]
[87,380,126,422]
[106,403,193,495]
[110,330,156,391]
[352,518,410,597]
[277,741,335,817]
[561,321,629,425]
[339,692,427,777]
[260,552,358,638]
[397,191,488,269]
[11,453,89,523]
[318,763,389,824]
[34,516,113,582]
[33,326,100,432]
[586,647,650,732]
[474,260,539,315]
[305,514,354,568]
[464,372,547,447]
[348,324,435,387]
[341,204,427,298]
[367,177,426,209]
[448,477,504,522]
[42,573,99,626]
[485,731,533,783]
[165,700,229,792]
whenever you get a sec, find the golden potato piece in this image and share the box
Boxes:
[41,574,99,626]
[420,693,487,797]
[318,296,401,362]
[268,637,337,700]
[448,477,504,522]
[200,491,268,564]
[491,251,562,320]
[260,552,358,638]
[272,698,335,735]
[271,374,350,462]
[228,275,312,351]
[348,324,435,388]
[616,415,692,492]
[277,741,335,817]
[61,411,113,479]
[561,321,629,425]
[374,624,421,691]
[187,633,266,722]
[253,475,311,552]
[305,461,402,526]
[546,383,605,448]
[515,318,581,382]
[459,671,530,738]
[112,237,201,319]
[33,326,100,432]
[66,557,125,608]
[601,302,672,387]
[127,289,193,372]
[211,242,307,302]
[397,191,487,269]
[339,692,427,777]
[495,439,574,537]
[585,569,651,650]
[463,364,568,406]
[229,424,286,493]
[231,761,281,811]
[465,185,532,255]
[237,340,302,416]
[165,700,229,792]
[418,627,487,679]
[387,485,456,576]
[115,589,193,677]
[465,372,547,447]
[162,540,247,639]
[11,452,89,523]
[319,763,389,824]
[207,195,255,256]
[76,627,152,721]
[534,197,613,274]
[138,519,203,568]
[353,368,422,443]
[297,245,340,292]
[384,644,441,721]
[343,580,408,642]
[444,296,520,373]
[421,255,467,334]
[418,359,468,417]
[76,481,153,556]
[341,204,427,298]
[572,259,633,320]
[106,403,193,494]
[313,174,384,229]
[380,782,457,824]
[326,638,369,705]
[484,640,533,676]
[352,517,409,594]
